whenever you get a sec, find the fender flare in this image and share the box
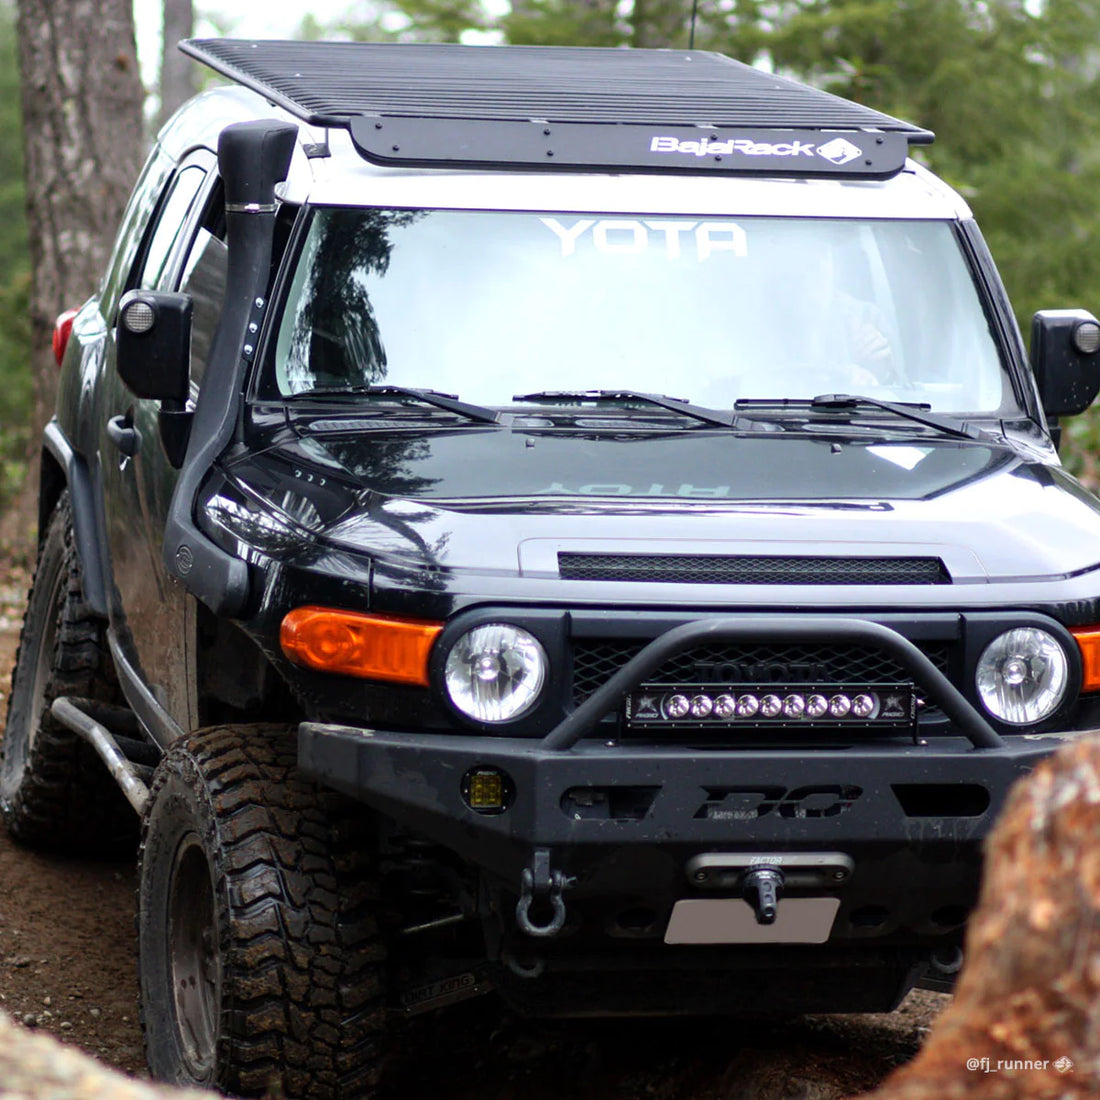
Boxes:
[42,419,108,618]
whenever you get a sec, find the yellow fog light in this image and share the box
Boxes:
[462,767,513,814]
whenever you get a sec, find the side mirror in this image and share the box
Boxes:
[1031,309,1100,418]
[116,289,192,404]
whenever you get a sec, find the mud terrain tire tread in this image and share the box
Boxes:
[138,722,386,1100]
[0,492,134,852]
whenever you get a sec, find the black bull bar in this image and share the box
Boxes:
[298,617,1058,895]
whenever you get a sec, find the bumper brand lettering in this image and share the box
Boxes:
[694,785,863,821]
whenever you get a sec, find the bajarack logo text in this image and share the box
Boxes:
[649,135,864,166]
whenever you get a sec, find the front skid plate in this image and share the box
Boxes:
[298,723,1055,882]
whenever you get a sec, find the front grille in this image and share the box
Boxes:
[572,639,952,708]
[558,553,949,586]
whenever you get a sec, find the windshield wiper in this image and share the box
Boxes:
[293,385,500,424]
[513,389,737,429]
[735,393,991,442]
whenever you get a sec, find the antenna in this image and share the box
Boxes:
[689,0,699,49]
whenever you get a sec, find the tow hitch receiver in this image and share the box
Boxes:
[665,852,854,944]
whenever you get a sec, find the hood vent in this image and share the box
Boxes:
[558,553,949,586]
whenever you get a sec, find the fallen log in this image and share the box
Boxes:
[862,736,1100,1099]
[0,1009,211,1100]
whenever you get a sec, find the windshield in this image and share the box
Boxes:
[264,208,1013,415]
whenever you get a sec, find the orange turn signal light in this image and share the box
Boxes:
[1072,628,1100,693]
[280,607,443,686]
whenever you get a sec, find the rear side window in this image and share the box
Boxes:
[134,165,207,291]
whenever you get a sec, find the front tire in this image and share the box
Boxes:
[138,723,387,1098]
[0,492,133,852]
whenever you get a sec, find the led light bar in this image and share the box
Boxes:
[624,683,915,731]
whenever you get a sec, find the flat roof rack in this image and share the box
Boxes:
[181,39,934,179]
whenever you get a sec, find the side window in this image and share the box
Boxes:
[99,146,175,317]
[133,165,207,291]
[177,181,228,390]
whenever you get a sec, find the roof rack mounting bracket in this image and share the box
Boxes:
[348,115,910,178]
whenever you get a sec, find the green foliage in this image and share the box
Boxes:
[0,2,31,508]
[504,0,621,48]
[300,0,487,43]
[386,0,489,41]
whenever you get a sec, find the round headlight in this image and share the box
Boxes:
[444,623,547,723]
[976,628,1069,725]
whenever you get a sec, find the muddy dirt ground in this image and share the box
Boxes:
[0,565,947,1098]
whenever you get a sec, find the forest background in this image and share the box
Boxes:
[3,0,1100,551]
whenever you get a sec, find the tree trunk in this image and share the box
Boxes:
[158,0,195,129]
[9,0,145,553]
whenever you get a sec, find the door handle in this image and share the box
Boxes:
[106,413,140,457]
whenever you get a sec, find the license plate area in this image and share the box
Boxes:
[624,682,916,733]
[664,897,841,944]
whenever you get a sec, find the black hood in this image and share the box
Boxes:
[222,420,1100,585]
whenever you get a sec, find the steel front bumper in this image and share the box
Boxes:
[299,620,1073,1007]
[297,720,1064,965]
[297,617,1068,940]
[298,721,1055,882]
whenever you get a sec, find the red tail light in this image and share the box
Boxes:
[52,308,78,367]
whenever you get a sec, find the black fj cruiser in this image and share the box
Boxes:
[4,38,1100,1097]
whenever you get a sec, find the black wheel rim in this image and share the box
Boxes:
[168,834,220,1078]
